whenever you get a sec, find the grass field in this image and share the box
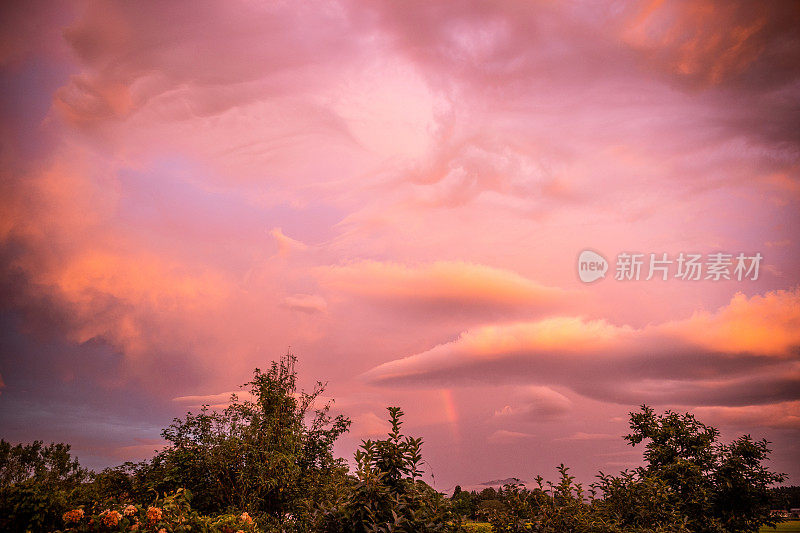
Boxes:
[461,520,800,532]
[761,521,800,533]
[461,523,492,533]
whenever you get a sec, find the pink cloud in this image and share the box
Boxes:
[560,432,617,441]
[271,228,309,257]
[282,294,328,314]
[488,429,537,444]
[493,386,572,420]
[111,439,168,461]
[351,411,391,438]
[363,288,800,408]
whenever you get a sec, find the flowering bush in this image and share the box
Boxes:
[101,510,122,527]
[146,506,163,523]
[56,489,261,533]
[63,509,85,523]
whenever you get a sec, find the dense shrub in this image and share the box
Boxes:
[0,440,89,531]
[143,352,351,528]
[625,405,785,532]
[312,407,455,532]
[55,488,260,532]
[478,405,785,533]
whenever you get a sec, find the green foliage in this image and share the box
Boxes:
[0,439,89,531]
[148,351,351,527]
[592,469,688,532]
[625,405,720,530]
[626,404,785,533]
[769,485,800,510]
[313,407,455,532]
[451,488,478,521]
[474,406,784,533]
[0,357,788,533]
[480,466,608,533]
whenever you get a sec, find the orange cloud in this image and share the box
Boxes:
[693,401,800,430]
[363,288,800,409]
[318,260,569,310]
[659,288,800,356]
[41,248,230,358]
[621,0,797,87]
[271,228,308,257]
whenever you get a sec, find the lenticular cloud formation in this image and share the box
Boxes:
[0,0,799,486]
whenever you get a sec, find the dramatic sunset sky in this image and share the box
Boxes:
[1,1,799,489]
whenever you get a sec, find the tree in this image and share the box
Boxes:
[769,485,800,510]
[451,486,477,522]
[713,435,787,531]
[150,351,351,528]
[624,404,785,533]
[313,407,455,532]
[0,440,89,531]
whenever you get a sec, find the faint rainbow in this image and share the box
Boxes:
[440,388,459,441]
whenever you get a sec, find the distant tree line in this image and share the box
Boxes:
[769,485,800,511]
[0,352,791,532]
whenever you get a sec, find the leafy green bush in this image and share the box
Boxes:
[624,405,785,533]
[144,352,351,528]
[476,405,785,533]
[0,440,89,531]
[312,407,456,532]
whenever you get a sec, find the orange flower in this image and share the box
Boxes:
[240,511,253,524]
[124,504,137,516]
[62,508,85,523]
[101,510,121,527]
[147,506,163,522]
